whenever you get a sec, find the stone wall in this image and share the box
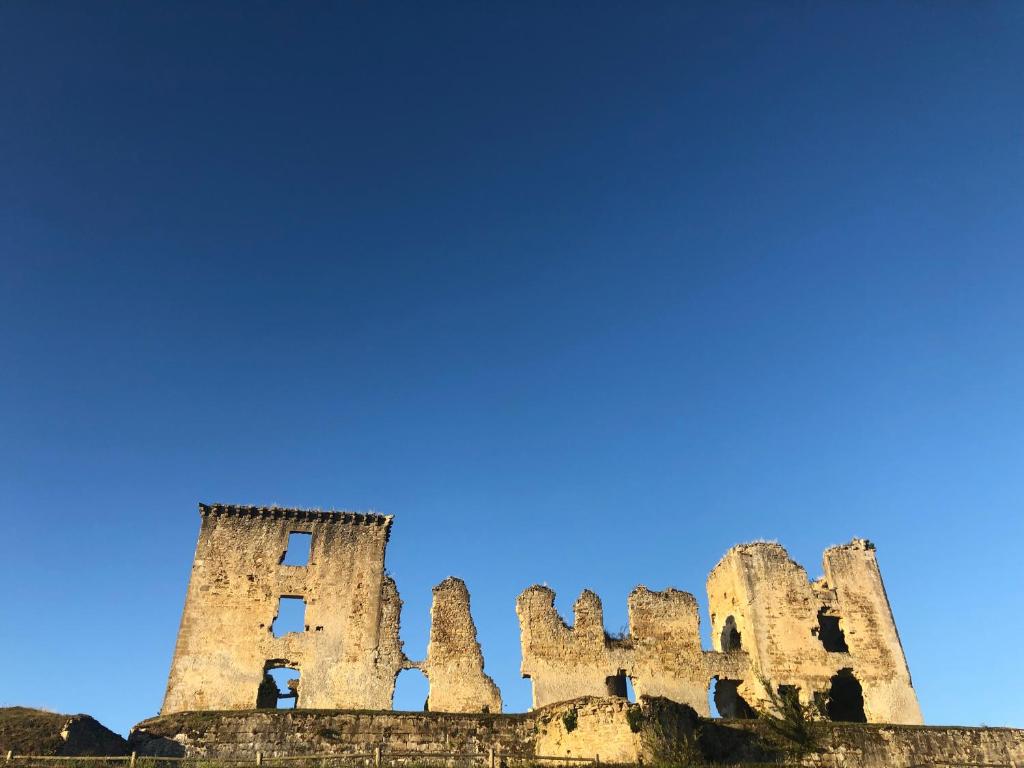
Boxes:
[130,709,534,760]
[518,539,922,725]
[162,504,405,713]
[698,718,1024,767]
[706,539,921,724]
[130,697,1024,767]
[516,587,631,709]
[422,577,502,714]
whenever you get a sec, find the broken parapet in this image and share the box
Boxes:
[519,539,922,725]
[516,585,731,715]
[421,577,502,713]
[516,586,632,709]
[162,504,406,713]
[628,587,717,710]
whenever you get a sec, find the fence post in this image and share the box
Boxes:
[373,745,381,768]
[5,750,11,764]
[129,751,137,768]
[595,755,600,765]
[256,751,263,766]
[488,748,494,768]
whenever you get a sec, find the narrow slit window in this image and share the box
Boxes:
[272,596,306,637]
[282,532,312,566]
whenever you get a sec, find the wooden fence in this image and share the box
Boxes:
[3,750,600,768]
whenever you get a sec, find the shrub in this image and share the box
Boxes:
[561,707,578,733]
[626,704,644,734]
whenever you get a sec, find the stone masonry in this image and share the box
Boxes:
[420,577,503,713]
[517,539,923,725]
[145,502,1023,766]
[163,504,406,712]
[706,538,921,724]
[162,504,501,715]
[130,700,1024,767]
[164,504,920,729]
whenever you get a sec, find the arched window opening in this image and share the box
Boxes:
[721,615,742,652]
[257,663,299,709]
[825,669,866,722]
[393,667,429,712]
[815,608,849,653]
[711,677,756,719]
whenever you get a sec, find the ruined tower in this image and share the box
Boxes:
[420,577,503,713]
[162,504,405,713]
[706,538,922,724]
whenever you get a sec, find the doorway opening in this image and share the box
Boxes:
[825,668,866,722]
[257,663,300,709]
[710,677,756,719]
[393,667,429,712]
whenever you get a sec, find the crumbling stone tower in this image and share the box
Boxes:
[707,538,922,724]
[162,504,405,713]
[418,577,502,713]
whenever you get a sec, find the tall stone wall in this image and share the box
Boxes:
[518,539,921,725]
[162,504,405,713]
[627,587,717,712]
[422,577,502,714]
[516,587,630,709]
[821,541,921,723]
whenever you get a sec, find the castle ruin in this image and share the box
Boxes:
[164,502,920,727]
[516,539,921,724]
[163,504,498,714]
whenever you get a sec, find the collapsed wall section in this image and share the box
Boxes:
[519,539,920,725]
[162,504,405,713]
[515,587,630,709]
[627,587,724,715]
[422,577,502,713]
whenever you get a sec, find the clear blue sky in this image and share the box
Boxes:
[2,2,1022,737]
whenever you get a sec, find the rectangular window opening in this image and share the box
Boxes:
[272,596,306,637]
[281,531,312,566]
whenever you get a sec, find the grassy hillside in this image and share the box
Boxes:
[0,707,72,755]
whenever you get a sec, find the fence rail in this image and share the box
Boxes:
[3,750,601,768]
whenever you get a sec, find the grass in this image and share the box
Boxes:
[0,706,76,755]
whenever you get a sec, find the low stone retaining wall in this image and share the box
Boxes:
[130,708,535,759]
[130,696,1024,767]
[700,718,1024,767]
